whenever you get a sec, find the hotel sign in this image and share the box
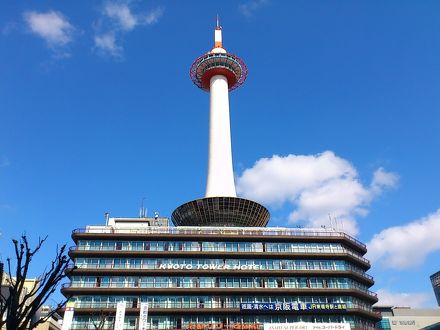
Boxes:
[240,303,347,311]
[158,263,262,270]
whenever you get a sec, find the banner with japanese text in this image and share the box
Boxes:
[264,322,351,330]
[61,301,75,330]
[138,302,149,330]
[241,302,347,312]
[114,301,126,330]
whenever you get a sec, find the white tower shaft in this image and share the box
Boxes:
[205,75,237,197]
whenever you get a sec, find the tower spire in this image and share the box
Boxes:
[214,15,223,49]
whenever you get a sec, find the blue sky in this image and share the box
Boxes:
[1,0,440,307]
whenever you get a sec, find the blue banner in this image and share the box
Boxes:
[240,303,347,311]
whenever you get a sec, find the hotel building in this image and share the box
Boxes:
[430,270,440,307]
[61,21,380,330]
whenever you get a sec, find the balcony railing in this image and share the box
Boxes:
[66,264,373,282]
[62,282,377,298]
[64,282,369,291]
[72,226,366,250]
[70,326,378,330]
[67,301,374,312]
[69,246,369,265]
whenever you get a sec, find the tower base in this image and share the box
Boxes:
[171,197,270,227]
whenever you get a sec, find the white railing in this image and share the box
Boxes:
[73,226,366,249]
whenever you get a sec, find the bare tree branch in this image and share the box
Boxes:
[0,235,74,330]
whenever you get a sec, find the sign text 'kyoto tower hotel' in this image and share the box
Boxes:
[63,20,380,330]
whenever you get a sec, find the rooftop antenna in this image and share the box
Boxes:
[140,197,147,218]
[332,215,338,231]
[216,14,220,29]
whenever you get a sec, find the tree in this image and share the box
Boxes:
[86,310,114,330]
[0,235,74,330]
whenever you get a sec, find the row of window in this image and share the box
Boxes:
[70,294,372,311]
[69,276,369,292]
[71,315,375,330]
[77,241,354,254]
[74,258,366,274]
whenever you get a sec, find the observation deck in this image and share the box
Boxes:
[190,52,248,91]
[172,197,269,227]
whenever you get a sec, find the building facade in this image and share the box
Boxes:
[62,217,379,329]
[430,271,440,307]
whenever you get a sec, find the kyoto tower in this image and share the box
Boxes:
[172,19,270,227]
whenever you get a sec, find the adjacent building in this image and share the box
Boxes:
[1,266,62,330]
[375,306,440,330]
[61,21,380,330]
[430,271,440,307]
[34,306,62,330]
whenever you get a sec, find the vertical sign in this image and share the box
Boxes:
[61,301,75,330]
[114,301,126,330]
[138,302,149,330]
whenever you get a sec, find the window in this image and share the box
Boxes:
[114,259,126,269]
[128,259,141,269]
[101,277,110,288]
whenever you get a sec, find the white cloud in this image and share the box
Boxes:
[371,167,399,195]
[239,0,269,17]
[376,289,431,308]
[143,7,164,25]
[94,32,122,58]
[104,2,137,31]
[23,10,75,47]
[367,209,440,269]
[236,151,397,236]
[95,2,164,58]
